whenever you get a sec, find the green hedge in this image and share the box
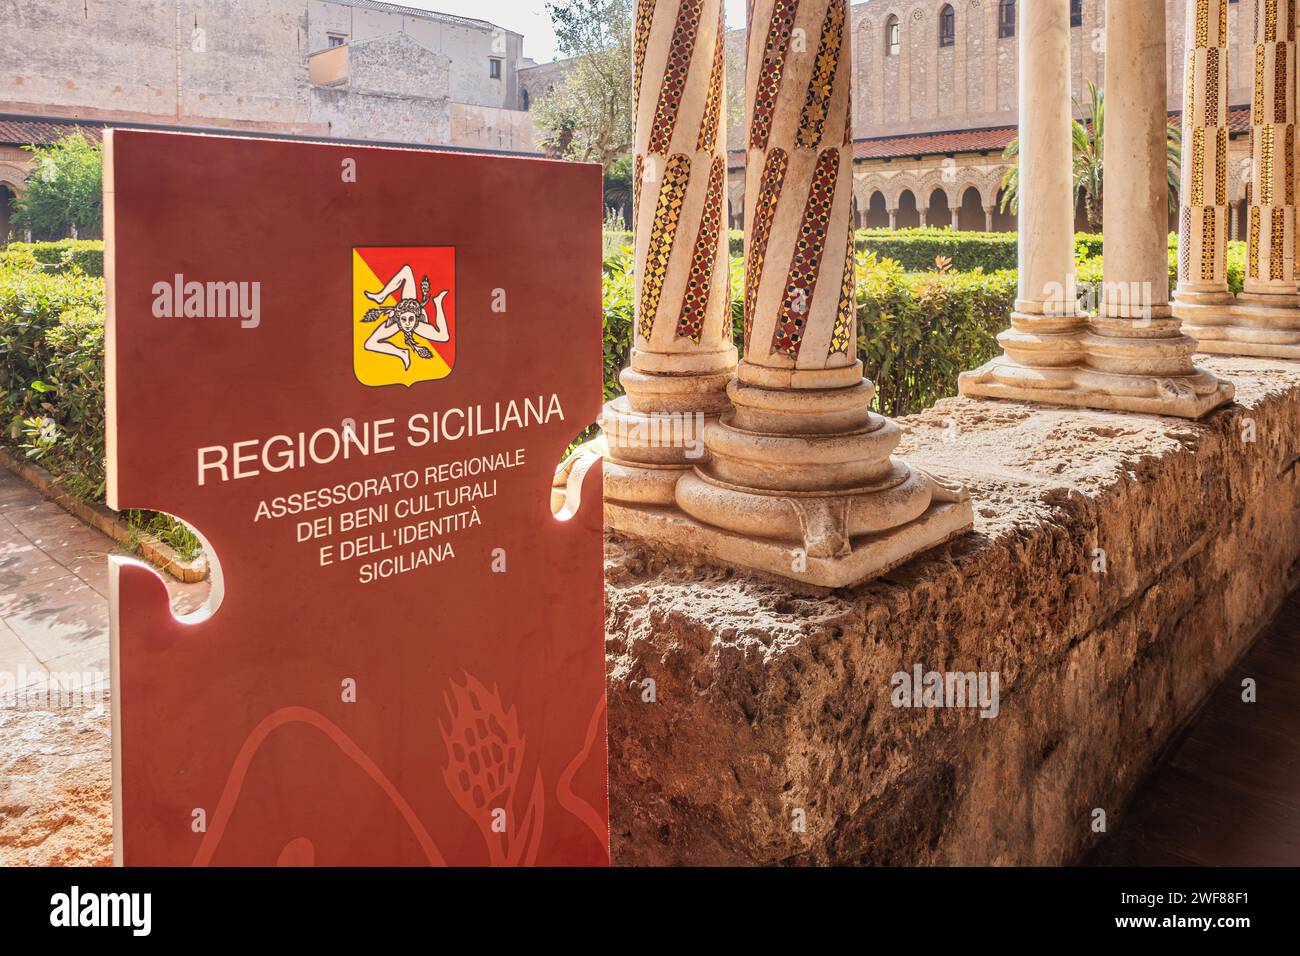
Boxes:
[0,260,106,498]
[0,239,105,277]
[602,247,1015,417]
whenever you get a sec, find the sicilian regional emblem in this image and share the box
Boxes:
[352,246,455,387]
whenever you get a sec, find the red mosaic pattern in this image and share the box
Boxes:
[676,157,726,342]
[749,0,801,150]
[770,148,839,359]
[829,207,856,355]
[639,154,691,341]
[633,0,656,106]
[797,0,845,148]
[744,148,789,343]
[697,6,726,152]
[648,0,704,156]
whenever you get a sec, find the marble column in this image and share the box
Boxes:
[669,0,972,587]
[962,0,1233,417]
[1182,0,1300,358]
[960,0,1088,403]
[600,0,738,505]
[984,206,995,232]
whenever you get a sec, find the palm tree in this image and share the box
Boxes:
[999,81,1181,231]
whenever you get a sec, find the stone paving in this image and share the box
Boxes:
[0,468,207,865]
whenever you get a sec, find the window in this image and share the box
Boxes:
[886,15,901,56]
[1070,0,1083,27]
[327,33,345,47]
[489,58,502,79]
[939,5,955,47]
[521,88,530,110]
[998,0,1015,38]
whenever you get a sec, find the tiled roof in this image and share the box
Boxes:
[0,117,102,147]
[728,105,1252,169]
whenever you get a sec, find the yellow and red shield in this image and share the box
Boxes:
[352,246,455,387]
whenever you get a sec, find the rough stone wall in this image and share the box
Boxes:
[604,357,1300,865]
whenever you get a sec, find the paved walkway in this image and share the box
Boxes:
[1089,586,1300,866]
[0,468,207,865]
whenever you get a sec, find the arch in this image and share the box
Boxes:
[0,183,15,245]
[885,13,901,56]
[991,185,1016,231]
[956,186,985,231]
[864,190,890,229]
[926,187,952,229]
[938,4,955,48]
[885,174,922,211]
[895,189,921,228]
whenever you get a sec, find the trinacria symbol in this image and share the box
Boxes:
[353,247,455,387]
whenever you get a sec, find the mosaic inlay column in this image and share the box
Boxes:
[1183,0,1300,358]
[963,0,1233,417]
[960,0,1087,404]
[668,0,972,588]
[600,0,738,505]
[1172,0,1232,316]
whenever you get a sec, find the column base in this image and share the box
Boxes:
[607,489,973,590]
[1176,294,1300,360]
[959,357,1235,418]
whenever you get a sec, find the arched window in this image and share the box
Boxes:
[1070,0,1083,27]
[939,5,955,47]
[886,14,901,56]
[998,0,1015,38]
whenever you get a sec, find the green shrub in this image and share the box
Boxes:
[0,239,105,277]
[0,261,106,497]
[853,228,1019,273]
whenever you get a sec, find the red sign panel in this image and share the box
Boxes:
[105,130,607,866]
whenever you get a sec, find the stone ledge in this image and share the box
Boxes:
[604,355,1300,865]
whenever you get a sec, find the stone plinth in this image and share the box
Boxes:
[605,357,1300,865]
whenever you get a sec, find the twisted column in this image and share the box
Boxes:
[1242,0,1297,298]
[1184,0,1300,358]
[1172,0,1232,310]
[600,0,737,505]
[672,0,971,587]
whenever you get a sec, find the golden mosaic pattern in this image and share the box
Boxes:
[634,153,643,224]
[1249,205,1261,279]
[1271,206,1287,279]
[638,153,691,341]
[697,9,725,152]
[1265,0,1278,44]
[1205,47,1220,126]
[744,148,789,343]
[1201,207,1217,281]
[1216,127,1229,206]
[749,0,800,150]
[1220,0,1229,39]
[676,157,726,343]
[797,0,845,149]
[1275,42,1288,124]
[1180,207,1193,280]
[633,0,655,106]
[771,148,839,359]
[829,210,856,355]
[1191,128,1205,207]
[1254,43,1265,117]
[1195,0,1209,48]
[648,0,703,156]
[1261,124,1275,206]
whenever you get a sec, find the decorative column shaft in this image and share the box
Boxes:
[1173,0,1232,306]
[671,0,972,587]
[600,0,738,505]
[1181,0,1300,357]
[1243,0,1297,297]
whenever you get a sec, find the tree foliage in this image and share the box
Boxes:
[11,134,104,240]
[535,0,634,167]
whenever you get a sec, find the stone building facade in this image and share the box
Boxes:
[724,0,1258,233]
[0,0,537,199]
